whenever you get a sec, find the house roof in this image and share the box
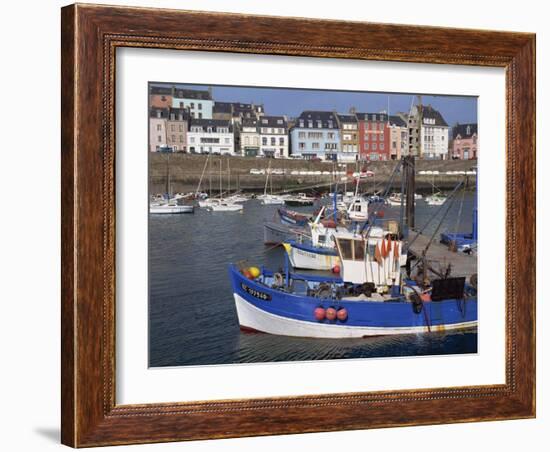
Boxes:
[189,118,233,132]
[452,123,478,139]
[149,107,169,118]
[213,102,233,114]
[294,111,339,129]
[166,108,190,121]
[258,115,287,128]
[337,114,358,123]
[420,105,449,127]
[173,88,212,101]
[389,115,407,127]
[355,112,389,122]
[149,86,172,96]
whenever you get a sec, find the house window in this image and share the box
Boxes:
[157,135,162,142]
[198,103,202,110]
[190,137,195,143]
[225,138,230,144]
[171,135,175,142]
[279,137,284,146]
[298,132,306,138]
[298,142,305,150]
[156,124,161,131]
[191,102,195,109]
[171,125,175,131]
[372,143,377,151]
[380,143,384,150]
[179,136,184,142]
[179,125,183,132]
[312,142,320,149]
[179,102,183,108]
[198,113,203,119]
[308,120,313,128]
[262,137,267,145]
[271,137,276,145]
[327,132,335,139]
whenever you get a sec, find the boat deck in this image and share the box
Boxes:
[407,230,477,279]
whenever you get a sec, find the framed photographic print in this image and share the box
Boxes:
[61,3,536,447]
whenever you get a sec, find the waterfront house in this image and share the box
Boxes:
[289,111,340,160]
[356,112,390,161]
[258,115,288,158]
[149,107,168,152]
[240,118,261,157]
[451,123,478,159]
[172,88,214,119]
[388,115,408,160]
[418,105,449,159]
[336,114,359,162]
[166,108,190,153]
[187,119,234,155]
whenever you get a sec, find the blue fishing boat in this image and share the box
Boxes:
[229,229,477,338]
[277,207,311,227]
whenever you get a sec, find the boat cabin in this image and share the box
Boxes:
[334,229,405,289]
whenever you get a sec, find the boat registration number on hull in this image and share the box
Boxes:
[241,283,272,301]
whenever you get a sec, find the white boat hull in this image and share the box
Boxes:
[208,204,243,212]
[284,243,339,271]
[149,205,194,214]
[234,294,477,338]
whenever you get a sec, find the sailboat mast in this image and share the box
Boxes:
[219,158,222,199]
[165,154,170,199]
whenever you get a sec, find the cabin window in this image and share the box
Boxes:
[338,239,353,260]
[353,240,365,261]
[318,234,327,244]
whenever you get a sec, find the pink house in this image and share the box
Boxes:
[451,123,478,159]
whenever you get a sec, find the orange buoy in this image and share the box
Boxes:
[332,265,341,274]
[336,308,348,321]
[326,307,337,321]
[242,269,253,279]
[314,307,326,321]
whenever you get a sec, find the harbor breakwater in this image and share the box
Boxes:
[149,153,477,195]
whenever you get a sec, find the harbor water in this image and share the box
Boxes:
[149,195,477,367]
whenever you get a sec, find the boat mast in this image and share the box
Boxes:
[208,156,212,198]
[196,154,209,197]
[404,155,416,229]
[165,154,171,199]
[219,158,222,200]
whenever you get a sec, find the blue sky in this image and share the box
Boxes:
[151,82,477,126]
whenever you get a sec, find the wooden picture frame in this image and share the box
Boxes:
[61,3,536,447]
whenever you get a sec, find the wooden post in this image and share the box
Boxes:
[405,156,415,229]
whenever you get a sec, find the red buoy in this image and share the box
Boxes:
[332,265,341,274]
[314,307,326,321]
[337,308,348,321]
[326,307,337,321]
[242,269,252,279]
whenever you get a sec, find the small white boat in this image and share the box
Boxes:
[206,199,244,212]
[387,193,404,206]
[261,194,286,205]
[149,203,194,214]
[347,197,370,221]
[226,194,249,204]
[425,193,447,206]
